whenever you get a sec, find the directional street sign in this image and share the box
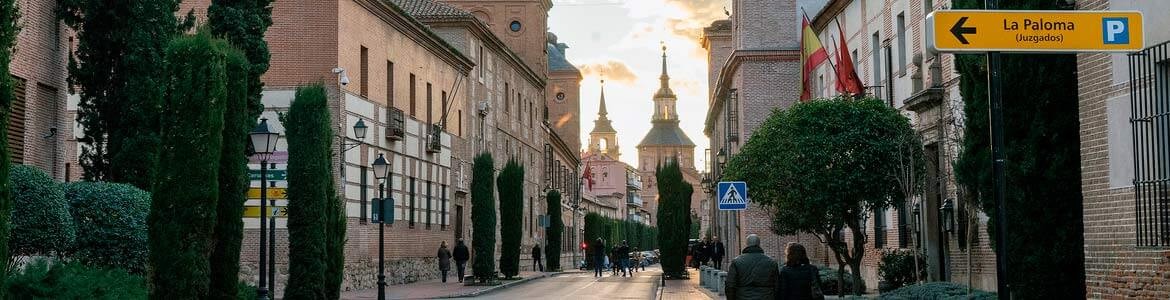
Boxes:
[248,169,287,181]
[243,206,287,218]
[927,10,1144,53]
[247,187,287,199]
[717,181,748,211]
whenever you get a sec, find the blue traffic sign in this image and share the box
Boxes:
[717,181,748,210]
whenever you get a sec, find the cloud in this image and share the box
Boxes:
[576,60,640,84]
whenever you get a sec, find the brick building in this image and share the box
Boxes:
[8,0,68,180]
[1075,0,1170,298]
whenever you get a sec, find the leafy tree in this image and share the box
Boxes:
[470,152,497,282]
[284,84,333,299]
[0,0,15,293]
[9,165,76,257]
[208,0,273,122]
[497,159,524,279]
[655,160,692,278]
[148,31,229,299]
[58,0,183,190]
[64,182,151,274]
[951,1,1085,298]
[544,190,563,271]
[723,97,920,295]
[208,41,251,299]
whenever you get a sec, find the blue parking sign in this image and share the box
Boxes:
[717,181,748,210]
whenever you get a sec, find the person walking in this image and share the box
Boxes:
[531,244,544,272]
[777,243,824,300]
[453,239,470,283]
[609,245,621,276]
[725,234,780,300]
[618,240,631,277]
[631,247,642,273]
[592,238,606,277]
[711,236,726,270]
[437,241,453,283]
[700,238,712,267]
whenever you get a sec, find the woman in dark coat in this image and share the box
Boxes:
[437,241,453,283]
[777,243,824,300]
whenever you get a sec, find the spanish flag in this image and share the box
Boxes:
[800,13,829,102]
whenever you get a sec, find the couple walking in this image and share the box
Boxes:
[435,239,471,283]
[590,238,638,277]
[725,234,824,300]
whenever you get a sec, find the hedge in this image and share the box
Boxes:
[877,282,996,300]
[470,152,497,282]
[497,159,524,279]
[64,181,150,274]
[6,260,148,300]
[9,165,75,256]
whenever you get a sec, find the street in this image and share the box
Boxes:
[476,266,662,300]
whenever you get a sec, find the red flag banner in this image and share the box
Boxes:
[801,14,829,102]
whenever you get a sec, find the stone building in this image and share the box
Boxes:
[7,0,68,180]
[1075,1,1170,298]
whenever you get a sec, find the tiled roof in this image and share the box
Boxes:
[638,122,695,147]
[548,43,578,72]
[387,0,471,19]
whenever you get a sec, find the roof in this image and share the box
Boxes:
[388,0,471,19]
[638,122,695,147]
[548,43,578,72]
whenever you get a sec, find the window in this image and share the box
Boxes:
[409,73,417,117]
[924,0,934,13]
[529,101,534,127]
[517,92,522,121]
[897,13,907,75]
[528,197,533,234]
[8,77,25,163]
[360,46,369,97]
[387,61,395,106]
[479,46,485,79]
[897,203,910,248]
[361,166,368,223]
[510,21,522,32]
[441,91,448,128]
[1132,41,1170,247]
[504,83,510,114]
[427,83,433,125]
[410,177,416,228]
[426,180,432,229]
[871,32,881,87]
[441,184,448,230]
[457,110,463,136]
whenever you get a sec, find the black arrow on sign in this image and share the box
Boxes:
[950,16,976,44]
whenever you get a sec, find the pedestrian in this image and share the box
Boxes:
[610,245,621,276]
[725,234,780,300]
[592,238,606,277]
[437,241,453,283]
[631,247,642,273]
[777,243,824,300]
[619,240,631,277]
[453,239,470,283]
[695,239,709,268]
[701,238,712,267]
[711,236,726,270]
[531,244,544,272]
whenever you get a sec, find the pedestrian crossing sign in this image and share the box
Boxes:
[717,181,748,210]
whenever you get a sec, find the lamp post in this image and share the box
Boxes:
[716,148,727,167]
[372,153,391,300]
[249,118,280,300]
[941,199,955,233]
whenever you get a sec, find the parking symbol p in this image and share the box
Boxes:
[1102,18,1129,44]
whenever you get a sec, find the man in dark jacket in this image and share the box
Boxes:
[453,239,470,283]
[592,238,606,277]
[618,240,631,277]
[711,236,726,270]
[725,234,780,300]
[531,244,543,272]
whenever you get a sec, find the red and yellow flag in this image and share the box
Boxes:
[800,13,829,102]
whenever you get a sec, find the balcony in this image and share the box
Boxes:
[627,193,643,208]
[626,177,642,190]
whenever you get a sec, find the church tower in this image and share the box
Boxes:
[587,80,620,159]
[637,44,695,170]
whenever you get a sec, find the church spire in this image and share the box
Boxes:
[591,79,616,134]
[659,42,670,88]
[598,79,608,117]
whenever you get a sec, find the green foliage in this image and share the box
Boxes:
[8,165,75,257]
[583,212,657,269]
[544,190,563,271]
[877,282,996,300]
[0,0,15,292]
[237,282,258,299]
[324,192,346,299]
[689,215,700,239]
[877,249,925,292]
[148,31,230,299]
[208,40,250,299]
[655,160,692,277]
[818,267,867,296]
[58,0,181,190]
[284,84,333,299]
[5,260,148,299]
[208,0,273,122]
[497,159,524,278]
[64,182,150,274]
[950,1,1085,298]
[471,152,497,281]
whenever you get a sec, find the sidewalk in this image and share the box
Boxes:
[660,268,719,300]
[340,270,555,299]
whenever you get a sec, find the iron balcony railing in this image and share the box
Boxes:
[1130,41,1170,247]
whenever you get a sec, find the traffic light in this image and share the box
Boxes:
[580,242,587,250]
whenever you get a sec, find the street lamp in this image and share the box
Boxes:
[700,174,713,194]
[941,199,956,233]
[249,118,279,300]
[353,119,369,140]
[716,148,727,167]
[372,153,391,300]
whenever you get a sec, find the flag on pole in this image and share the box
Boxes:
[834,19,866,96]
[800,13,829,102]
[582,162,594,190]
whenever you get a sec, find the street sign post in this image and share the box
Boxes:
[716,181,747,211]
[372,198,394,224]
[927,10,1144,52]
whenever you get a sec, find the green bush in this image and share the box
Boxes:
[544,190,562,271]
[819,267,867,295]
[237,282,258,299]
[9,165,75,256]
[655,160,691,278]
[877,249,926,292]
[64,181,150,274]
[0,0,18,294]
[284,84,334,298]
[470,152,497,282]
[877,282,996,300]
[5,260,148,299]
[209,43,250,299]
[497,159,523,278]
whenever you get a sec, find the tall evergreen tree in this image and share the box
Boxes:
[208,45,250,299]
[655,160,692,278]
[148,31,230,299]
[58,0,182,190]
[470,152,497,282]
[324,187,346,299]
[284,84,333,299]
[544,190,563,271]
[0,0,17,295]
[952,1,1085,298]
[497,159,524,279]
[208,0,273,122]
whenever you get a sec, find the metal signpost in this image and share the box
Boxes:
[927,6,1143,299]
[716,181,748,211]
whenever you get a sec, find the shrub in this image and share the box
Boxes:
[655,160,692,278]
[237,282,258,299]
[877,249,927,292]
[497,159,523,279]
[470,152,497,282]
[209,43,250,299]
[544,190,562,271]
[9,165,75,256]
[284,84,334,298]
[819,267,867,295]
[877,282,996,300]
[64,181,150,274]
[5,260,148,299]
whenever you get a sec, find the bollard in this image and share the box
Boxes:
[717,271,728,295]
[699,266,708,288]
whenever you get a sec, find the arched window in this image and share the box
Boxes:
[599,138,608,153]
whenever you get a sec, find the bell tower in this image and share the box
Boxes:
[587,80,620,159]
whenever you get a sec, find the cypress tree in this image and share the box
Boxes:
[471,152,497,282]
[544,190,562,271]
[656,160,692,278]
[324,191,346,298]
[148,31,230,299]
[59,0,181,189]
[0,0,17,295]
[208,45,250,299]
[583,212,604,269]
[497,159,524,279]
[284,84,332,299]
[208,0,274,122]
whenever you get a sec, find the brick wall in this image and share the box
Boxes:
[10,0,67,179]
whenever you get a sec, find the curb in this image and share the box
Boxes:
[442,272,560,298]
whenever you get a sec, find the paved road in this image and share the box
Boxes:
[475,265,662,299]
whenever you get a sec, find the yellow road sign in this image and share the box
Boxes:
[247,188,287,199]
[243,206,288,218]
[927,10,1143,52]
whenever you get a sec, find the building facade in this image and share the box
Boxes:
[9,0,68,180]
